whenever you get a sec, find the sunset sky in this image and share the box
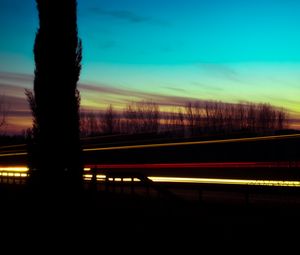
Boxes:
[0,0,300,134]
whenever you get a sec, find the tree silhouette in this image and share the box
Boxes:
[30,0,83,189]
[0,95,7,131]
[101,104,119,135]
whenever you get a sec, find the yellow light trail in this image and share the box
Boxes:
[83,172,300,187]
[0,167,29,177]
[83,133,300,152]
[0,152,27,157]
[0,166,299,187]
[0,167,29,172]
[0,133,299,157]
[148,177,300,187]
[0,172,28,177]
[0,144,26,150]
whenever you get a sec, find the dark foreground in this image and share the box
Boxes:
[0,184,300,252]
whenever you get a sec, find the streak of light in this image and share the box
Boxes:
[84,133,300,152]
[82,172,300,187]
[0,167,29,172]
[0,172,28,177]
[148,176,300,187]
[0,152,27,157]
[85,161,298,169]
[96,174,106,179]
[0,166,299,187]
[0,134,299,157]
[0,144,26,150]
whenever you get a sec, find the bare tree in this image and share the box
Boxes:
[276,108,288,130]
[0,95,7,131]
[87,112,99,136]
[182,100,289,136]
[123,103,139,134]
[173,107,185,136]
[164,107,185,136]
[100,104,119,134]
[123,101,160,134]
[80,111,88,137]
[246,103,257,132]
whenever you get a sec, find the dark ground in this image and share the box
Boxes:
[0,184,300,253]
[1,132,299,252]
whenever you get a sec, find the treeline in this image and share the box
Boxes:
[80,100,289,138]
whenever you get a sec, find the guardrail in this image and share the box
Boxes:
[0,165,300,205]
[83,167,300,205]
[85,169,182,201]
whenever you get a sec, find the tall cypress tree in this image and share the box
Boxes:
[31,0,82,189]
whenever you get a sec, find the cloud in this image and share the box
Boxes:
[197,63,240,82]
[0,72,33,87]
[79,82,201,108]
[163,86,187,93]
[90,7,150,23]
[1,71,299,133]
[191,82,223,91]
[89,7,170,26]
[99,41,116,49]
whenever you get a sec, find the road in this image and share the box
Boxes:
[1,132,300,155]
[0,133,299,176]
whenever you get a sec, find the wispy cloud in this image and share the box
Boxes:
[90,7,170,26]
[197,63,240,82]
[79,82,199,108]
[163,86,187,93]
[99,41,116,49]
[90,7,150,23]
[1,71,299,133]
[191,82,224,91]
[0,72,33,87]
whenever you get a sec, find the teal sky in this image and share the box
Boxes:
[0,0,299,132]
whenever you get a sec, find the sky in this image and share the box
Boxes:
[0,0,300,133]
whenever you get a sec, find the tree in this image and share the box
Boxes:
[0,95,7,131]
[100,105,119,135]
[123,101,160,134]
[29,0,83,189]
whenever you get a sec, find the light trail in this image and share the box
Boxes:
[83,173,300,187]
[148,177,300,187]
[0,167,29,172]
[0,166,299,187]
[0,133,299,157]
[0,152,27,157]
[85,161,298,169]
[0,167,29,178]
[83,133,300,152]
[0,144,26,150]
[0,172,28,177]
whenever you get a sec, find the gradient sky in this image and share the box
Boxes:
[0,0,300,133]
